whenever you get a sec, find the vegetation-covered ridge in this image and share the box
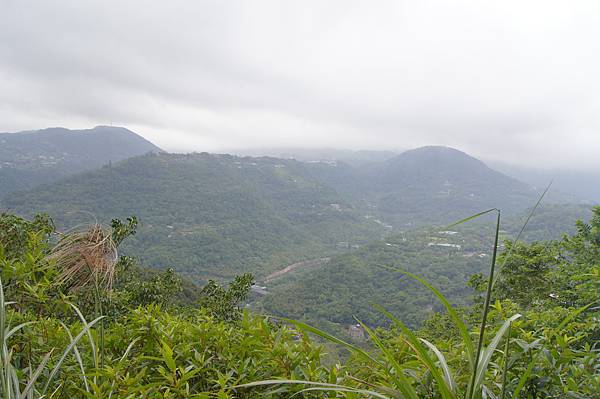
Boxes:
[1,152,387,283]
[256,203,594,332]
[2,146,588,288]
[0,126,161,197]
[259,228,490,330]
[0,206,598,398]
[303,146,546,227]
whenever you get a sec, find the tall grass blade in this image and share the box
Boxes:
[58,321,90,393]
[473,314,521,397]
[374,305,456,399]
[68,301,100,387]
[379,266,475,371]
[21,350,53,398]
[439,182,550,399]
[68,302,98,367]
[420,338,456,393]
[42,315,105,395]
[492,181,552,288]
[4,322,35,341]
[467,210,501,399]
[279,317,381,365]
[118,337,141,364]
[10,366,20,399]
[444,209,498,229]
[354,318,419,399]
[511,356,536,398]
[499,322,511,399]
[293,386,393,398]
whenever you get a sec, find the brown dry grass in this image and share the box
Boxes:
[48,223,118,291]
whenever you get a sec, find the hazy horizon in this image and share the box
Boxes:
[2,1,600,171]
[4,124,600,176]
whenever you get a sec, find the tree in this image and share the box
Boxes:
[197,273,254,321]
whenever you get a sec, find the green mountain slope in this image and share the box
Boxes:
[1,152,387,282]
[257,227,491,330]
[305,146,539,228]
[256,201,594,332]
[0,126,161,197]
[2,138,591,333]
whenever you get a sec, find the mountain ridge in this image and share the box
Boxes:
[303,145,538,227]
[1,152,387,282]
[0,126,162,197]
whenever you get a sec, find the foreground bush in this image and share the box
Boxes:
[1,209,598,398]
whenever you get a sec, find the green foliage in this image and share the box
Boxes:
[197,273,254,322]
[1,206,598,398]
[0,276,104,399]
[247,206,600,399]
[0,212,54,259]
[111,216,138,246]
[493,241,558,307]
[2,153,387,284]
[260,228,489,329]
[0,213,331,398]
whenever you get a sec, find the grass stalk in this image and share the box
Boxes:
[0,277,102,398]
[492,181,552,288]
[467,209,501,399]
[500,321,511,399]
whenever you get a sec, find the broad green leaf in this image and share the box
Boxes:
[473,314,522,398]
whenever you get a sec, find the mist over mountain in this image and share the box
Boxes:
[234,147,400,166]
[0,126,162,197]
[302,146,544,227]
[236,146,599,203]
[489,161,600,203]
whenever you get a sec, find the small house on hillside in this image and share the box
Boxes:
[348,324,365,340]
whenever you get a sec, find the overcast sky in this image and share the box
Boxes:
[1,1,600,170]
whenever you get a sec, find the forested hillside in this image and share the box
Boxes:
[1,152,387,282]
[305,146,542,227]
[0,208,597,397]
[0,126,161,197]
[256,203,594,333]
[2,142,590,287]
[259,225,494,330]
[4,1,598,396]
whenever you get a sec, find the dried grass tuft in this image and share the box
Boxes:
[48,224,118,291]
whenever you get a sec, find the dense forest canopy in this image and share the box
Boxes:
[1,152,388,282]
[2,147,588,286]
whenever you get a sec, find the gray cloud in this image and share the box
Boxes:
[1,0,600,170]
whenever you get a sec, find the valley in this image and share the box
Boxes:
[4,5,599,394]
[0,127,594,332]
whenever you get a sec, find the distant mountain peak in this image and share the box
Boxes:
[0,126,162,197]
[393,145,485,164]
[5,126,161,149]
[406,145,462,152]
